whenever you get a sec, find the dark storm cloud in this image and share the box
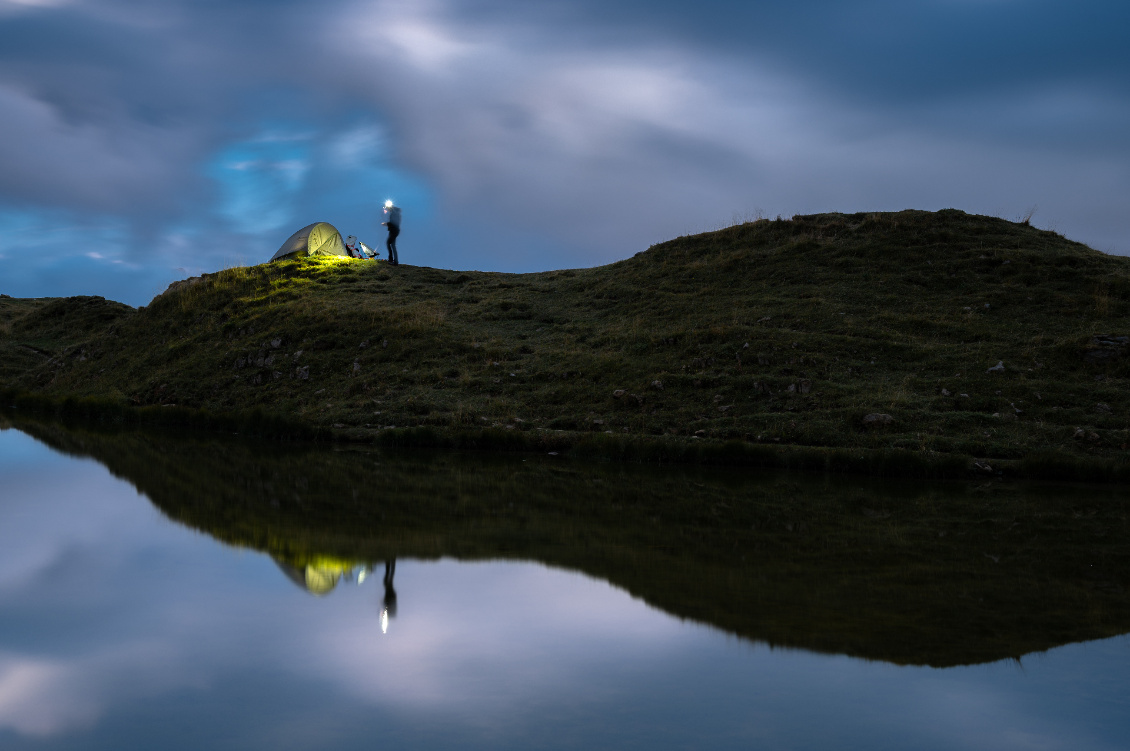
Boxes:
[1,0,1129,304]
[0,0,308,215]
[443,0,1130,101]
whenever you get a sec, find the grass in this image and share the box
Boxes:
[3,209,1130,477]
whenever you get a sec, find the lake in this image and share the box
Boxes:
[1,418,1128,750]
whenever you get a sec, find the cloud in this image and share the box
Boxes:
[0,656,99,736]
[0,82,197,213]
[2,0,1130,303]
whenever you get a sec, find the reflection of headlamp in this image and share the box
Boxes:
[380,607,390,634]
[384,200,393,208]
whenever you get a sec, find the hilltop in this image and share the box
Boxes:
[2,209,1129,475]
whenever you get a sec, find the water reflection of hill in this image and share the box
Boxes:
[15,419,1130,668]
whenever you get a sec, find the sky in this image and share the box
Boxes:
[0,0,1128,306]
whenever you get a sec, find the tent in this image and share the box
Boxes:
[270,222,347,261]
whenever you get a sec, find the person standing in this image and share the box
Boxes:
[381,200,401,266]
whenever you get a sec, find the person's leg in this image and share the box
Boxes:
[388,226,400,265]
[386,227,397,265]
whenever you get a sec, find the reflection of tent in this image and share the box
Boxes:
[272,555,366,597]
[270,222,347,261]
[274,559,341,596]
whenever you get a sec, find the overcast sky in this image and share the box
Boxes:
[1,0,1128,305]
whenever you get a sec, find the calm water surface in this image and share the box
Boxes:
[0,426,1128,750]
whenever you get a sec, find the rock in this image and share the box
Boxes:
[292,350,303,362]
[973,461,993,473]
[1073,427,1086,439]
[352,361,361,374]
[592,419,604,425]
[630,394,644,406]
[694,429,706,437]
[940,388,951,397]
[359,340,369,349]
[162,276,202,296]
[264,355,275,367]
[987,361,1005,373]
[651,380,664,390]
[713,394,724,402]
[296,366,310,381]
[798,379,812,394]
[1096,402,1112,414]
[1089,431,1101,442]
[862,413,894,426]
[270,338,282,349]
[718,405,731,412]
[613,389,626,398]
[786,383,796,393]
[234,357,246,370]
[1083,335,1129,363]
[332,423,345,429]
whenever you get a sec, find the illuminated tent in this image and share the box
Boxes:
[269,222,347,261]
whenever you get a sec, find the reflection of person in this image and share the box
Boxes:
[382,558,398,618]
[381,200,401,266]
[380,558,398,634]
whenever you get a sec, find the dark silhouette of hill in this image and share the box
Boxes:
[3,210,1129,474]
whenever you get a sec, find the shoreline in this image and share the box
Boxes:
[6,387,1129,484]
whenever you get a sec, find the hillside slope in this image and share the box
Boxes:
[3,209,1129,465]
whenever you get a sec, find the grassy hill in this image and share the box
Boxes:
[3,209,1129,474]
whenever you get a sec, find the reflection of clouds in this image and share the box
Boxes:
[0,430,692,738]
[2,429,1130,748]
[0,655,96,736]
[304,561,689,712]
[0,456,152,596]
[0,642,193,737]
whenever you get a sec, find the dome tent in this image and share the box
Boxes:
[269,222,347,261]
